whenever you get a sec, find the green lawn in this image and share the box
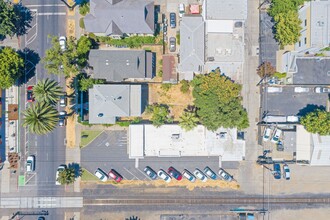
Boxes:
[80,130,102,148]
[81,168,99,181]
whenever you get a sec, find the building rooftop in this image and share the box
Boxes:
[205,0,247,21]
[310,0,330,49]
[128,124,245,161]
[162,55,177,83]
[293,58,330,85]
[89,49,153,82]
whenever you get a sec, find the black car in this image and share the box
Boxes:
[170,13,176,28]
[273,163,281,179]
[143,166,157,180]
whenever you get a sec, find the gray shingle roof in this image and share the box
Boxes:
[205,0,247,21]
[89,49,153,82]
[84,0,154,35]
[178,16,205,73]
[89,84,142,124]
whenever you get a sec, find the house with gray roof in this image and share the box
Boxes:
[84,0,155,37]
[89,49,154,82]
[178,15,205,80]
[89,84,143,124]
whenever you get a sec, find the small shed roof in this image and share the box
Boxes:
[190,5,200,14]
[162,55,177,83]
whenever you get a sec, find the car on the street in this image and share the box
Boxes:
[203,166,217,180]
[169,37,176,52]
[170,13,176,28]
[179,3,185,18]
[108,169,123,182]
[59,111,67,117]
[59,95,67,107]
[144,166,157,180]
[294,87,310,93]
[182,169,196,182]
[218,168,233,182]
[26,155,35,172]
[27,86,34,102]
[59,36,66,51]
[263,127,272,142]
[168,166,182,180]
[94,168,108,182]
[271,128,282,143]
[38,217,45,220]
[193,169,207,182]
[58,118,66,127]
[267,87,282,93]
[283,164,290,180]
[157,169,171,183]
[55,164,67,185]
[314,87,330,93]
[273,163,281,179]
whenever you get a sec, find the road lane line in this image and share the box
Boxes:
[26,4,66,7]
[37,12,66,16]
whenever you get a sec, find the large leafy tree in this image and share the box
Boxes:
[0,47,24,89]
[257,61,276,78]
[33,78,63,104]
[268,0,304,17]
[274,11,302,47]
[301,109,330,135]
[0,1,17,37]
[179,111,199,131]
[191,71,249,131]
[23,102,59,135]
[57,167,76,185]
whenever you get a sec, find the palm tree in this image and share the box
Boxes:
[179,111,199,131]
[57,167,76,185]
[33,78,63,104]
[23,102,59,135]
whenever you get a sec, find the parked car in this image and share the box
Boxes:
[294,87,310,93]
[27,85,34,102]
[157,169,171,183]
[273,163,281,179]
[203,166,217,180]
[182,169,196,182]
[169,37,176,52]
[170,13,176,28]
[283,164,290,180]
[144,166,157,180]
[26,155,35,172]
[38,217,45,220]
[179,3,185,18]
[193,169,207,182]
[55,164,67,185]
[59,36,66,51]
[315,87,330,93]
[218,168,233,182]
[58,118,66,127]
[271,128,282,143]
[94,168,108,182]
[276,141,284,151]
[267,87,282,93]
[59,111,67,117]
[168,166,182,180]
[263,127,272,142]
[59,95,67,107]
[108,169,123,182]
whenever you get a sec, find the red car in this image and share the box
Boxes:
[108,169,123,182]
[168,166,182,181]
[27,86,34,102]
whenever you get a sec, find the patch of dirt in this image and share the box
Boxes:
[67,19,75,38]
[65,77,76,148]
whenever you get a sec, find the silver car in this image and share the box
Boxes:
[157,169,171,183]
[169,37,176,52]
[218,168,233,182]
[26,155,35,172]
[182,169,196,182]
[193,169,207,182]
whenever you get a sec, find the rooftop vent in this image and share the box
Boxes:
[171,134,180,139]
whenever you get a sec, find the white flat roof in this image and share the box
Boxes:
[310,134,330,166]
[128,124,245,161]
[296,125,311,161]
[207,20,234,33]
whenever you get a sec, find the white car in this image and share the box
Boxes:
[263,127,272,142]
[59,36,66,51]
[59,95,67,107]
[315,87,330,93]
[283,164,290,180]
[294,87,309,93]
[157,169,171,183]
[59,111,67,116]
[193,169,207,182]
[271,129,282,143]
[55,165,67,185]
[179,3,185,18]
[94,168,108,182]
[26,155,35,172]
[267,87,282,93]
[218,168,233,182]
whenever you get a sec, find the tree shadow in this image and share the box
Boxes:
[14,4,33,37]
[68,162,82,178]
[297,104,326,117]
[16,48,40,86]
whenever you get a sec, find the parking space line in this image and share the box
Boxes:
[25,173,36,185]
[136,168,151,181]
[123,167,139,180]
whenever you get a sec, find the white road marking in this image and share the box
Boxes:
[123,167,139,180]
[37,12,66,16]
[26,4,66,7]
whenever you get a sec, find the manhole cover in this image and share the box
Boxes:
[105,142,110,147]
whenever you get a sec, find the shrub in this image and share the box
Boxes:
[79,18,85,29]
[116,121,131,127]
[273,72,287,79]
[180,80,190,93]
[79,0,90,16]
[161,83,172,92]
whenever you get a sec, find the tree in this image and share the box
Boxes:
[300,109,330,135]
[257,62,276,78]
[57,167,76,185]
[274,11,302,47]
[33,78,63,104]
[179,111,199,131]
[76,35,93,66]
[191,72,249,131]
[0,47,24,89]
[23,102,59,135]
[146,104,172,127]
[78,75,105,92]
[79,0,90,16]
[0,1,18,37]
[180,80,190,93]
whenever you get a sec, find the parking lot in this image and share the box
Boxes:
[81,130,237,182]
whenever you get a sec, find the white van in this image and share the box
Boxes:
[267,87,282,93]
